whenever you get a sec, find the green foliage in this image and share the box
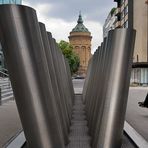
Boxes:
[58,40,80,74]
[110,7,116,16]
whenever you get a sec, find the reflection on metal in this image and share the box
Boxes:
[39,22,69,144]
[0,5,65,148]
[0,4,136,148]
[84,29,136,148]
[47,33,72,128]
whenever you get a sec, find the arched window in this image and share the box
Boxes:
[81,46,86,52]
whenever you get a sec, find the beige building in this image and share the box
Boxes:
[114,0,148,62]
[114,0,148,85]
[69,14,92,75]
[133,0,147,62]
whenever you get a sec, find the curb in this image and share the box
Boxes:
[124,121,148,148]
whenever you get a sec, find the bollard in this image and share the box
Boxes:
[0,5,65,148]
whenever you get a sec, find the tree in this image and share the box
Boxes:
[58,40,80,74]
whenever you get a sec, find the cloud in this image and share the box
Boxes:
[22,0,114,53]
[23,0,116,23]
[85,21,103,53]
[37,8,103,53]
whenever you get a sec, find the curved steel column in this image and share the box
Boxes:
[39,22,69,144]
[53,39,72,117]
[96,28,136,148]
[0,5,65,148]
[47,32,71,128]
[92,31,115,146]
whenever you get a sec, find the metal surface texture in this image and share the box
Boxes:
[83,28,136,148]
[0,4,137,148]
[0,5,65,148]
[47,32,71,128]
[39,22,69,144]
[96,29,136,148]
[92,31,115,146]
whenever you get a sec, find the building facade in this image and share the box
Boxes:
[69,14,92,75]
[0,0,22,4]
[103,8,116,38]
[114,0,148,85]
[0,0,22,72]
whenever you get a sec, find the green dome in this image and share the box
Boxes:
[72,13,90,33]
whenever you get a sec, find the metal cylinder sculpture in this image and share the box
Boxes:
[39,22,69,144]
[0,4,136,148]
[0,5,71,148]
[83,28,136,148]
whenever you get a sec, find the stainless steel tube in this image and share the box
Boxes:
[96,28,136,148]
[0,5,65,148]
[64,58,75,104]
[92,31,115,146]
[86,44,103,128]
[89,39,107,134]
[39,22,69,144]
[53,40,72,117]
[82,57,93,102]
[47,33,71,128]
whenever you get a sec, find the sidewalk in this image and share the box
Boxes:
[73,80,148,142]
[126,88,148,141]
[0,100,22,147]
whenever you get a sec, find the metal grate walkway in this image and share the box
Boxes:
[66,95,137,148]
[66,95,91,148]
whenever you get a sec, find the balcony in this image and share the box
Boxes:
[125,0,128,6]
[115,7,121,15]
[115,21,121,28]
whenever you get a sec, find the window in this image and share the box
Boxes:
[124,21,128,28]
[121,11,124,20]
[137,55,139,62]
[3,0,9,3]
[124,5,128,15]
[117,15,121,21]
[0,0,22,4]
[121,0,125,5]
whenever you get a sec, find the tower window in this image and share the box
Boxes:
[137,55,139,62]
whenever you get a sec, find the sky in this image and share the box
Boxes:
[23,0,116,53]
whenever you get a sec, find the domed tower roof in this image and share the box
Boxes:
[72,13,90,33]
